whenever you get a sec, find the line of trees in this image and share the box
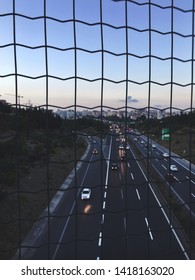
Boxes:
[136,110,195,137]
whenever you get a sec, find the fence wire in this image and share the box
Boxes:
[0,0,195,260]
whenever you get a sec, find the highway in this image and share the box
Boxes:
[129,132,195,216]
[17,129,193,260]
[100,132,190,259]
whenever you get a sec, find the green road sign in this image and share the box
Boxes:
[162,128,170,140]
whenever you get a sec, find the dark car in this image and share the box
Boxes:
[166,173,175,182]
[120,154,126,161]
[111,162,118,170]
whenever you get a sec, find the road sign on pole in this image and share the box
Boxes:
[162,128,170,140]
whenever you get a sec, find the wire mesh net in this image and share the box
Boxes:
[0,0,195,260]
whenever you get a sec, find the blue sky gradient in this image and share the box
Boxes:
[0,0,194,110]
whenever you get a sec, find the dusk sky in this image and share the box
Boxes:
[0,0,194,111]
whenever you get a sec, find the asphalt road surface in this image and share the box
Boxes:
[17,131,192,260]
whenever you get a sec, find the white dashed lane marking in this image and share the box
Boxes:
[145,217,154,241]
[136,189,141,200]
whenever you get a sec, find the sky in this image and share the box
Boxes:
[0,0,195,111]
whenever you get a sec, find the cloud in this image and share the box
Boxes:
[120,96,139,103]
[154,104,168,109]
[127,96,139,103]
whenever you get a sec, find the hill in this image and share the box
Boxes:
[0,101,107,259]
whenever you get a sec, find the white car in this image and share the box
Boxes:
[163,152,169,158]
[170,164,178,171]
[81,188,91,200]
[152,144,156,148]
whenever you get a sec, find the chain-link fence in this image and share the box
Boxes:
[0,0,195,260]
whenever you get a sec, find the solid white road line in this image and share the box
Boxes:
[52,200,76,259]
[105,136,112,189]
[81,153,94,186]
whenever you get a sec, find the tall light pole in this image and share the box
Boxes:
[5,93,24,107]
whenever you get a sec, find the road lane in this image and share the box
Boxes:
[131,134,195,215]
[127,143,189,259]
[100,131,189,259]
[53,140,107,259]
